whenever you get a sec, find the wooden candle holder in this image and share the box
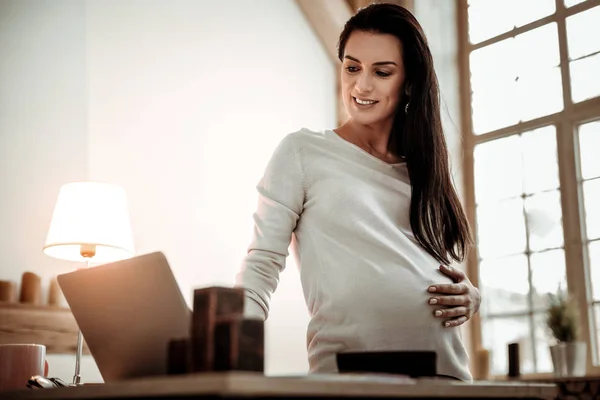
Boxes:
[214,316,264,372]
[169,286,265,375]
[190,287,245,372]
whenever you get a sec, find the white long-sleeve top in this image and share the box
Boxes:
[236,128,472,381]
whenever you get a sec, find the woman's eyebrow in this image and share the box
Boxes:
[344,55,397,66]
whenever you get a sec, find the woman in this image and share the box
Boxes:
[235,3,480,381]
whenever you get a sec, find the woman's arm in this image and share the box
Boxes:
[235,134,306,320]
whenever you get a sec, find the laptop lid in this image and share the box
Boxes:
[57,251,191,382]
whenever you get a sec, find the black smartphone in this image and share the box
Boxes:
[336,350,437,378]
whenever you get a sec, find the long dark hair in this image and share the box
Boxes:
[337,3,472,265]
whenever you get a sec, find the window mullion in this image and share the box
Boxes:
[556,0,573,112]
[555,0,595,371]
[457,0,483,375]
[556,118,593,368]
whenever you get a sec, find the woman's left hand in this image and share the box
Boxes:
[427,264,481,328]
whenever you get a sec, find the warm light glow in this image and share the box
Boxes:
[43,182,135,263]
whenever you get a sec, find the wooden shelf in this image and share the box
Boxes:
[0,302,90,354]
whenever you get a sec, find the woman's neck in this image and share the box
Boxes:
[336,119,402,163]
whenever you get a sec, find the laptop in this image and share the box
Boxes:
[57,251,191,383]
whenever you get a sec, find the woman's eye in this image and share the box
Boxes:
[376,71,391,77]
[345,66,359,73]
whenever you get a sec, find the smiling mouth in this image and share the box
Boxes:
[353,97,378,106]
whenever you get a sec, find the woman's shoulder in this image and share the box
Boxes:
[285,127,328,142]
[269,128,337,165]
[278,127,331,152]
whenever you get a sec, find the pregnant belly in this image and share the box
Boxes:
[317,265,454,331]
[348,285,434,328]
[306,264,469,378]
[308,286,447,362]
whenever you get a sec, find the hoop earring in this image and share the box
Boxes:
[405,102,410,114]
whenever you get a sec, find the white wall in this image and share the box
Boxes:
[0,0,97,382]
[0,0,335,382]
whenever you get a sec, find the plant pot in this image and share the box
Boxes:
[549,342,586,377]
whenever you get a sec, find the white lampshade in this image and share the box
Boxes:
[43,182,135,263]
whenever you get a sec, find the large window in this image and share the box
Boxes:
[459,0,600,376]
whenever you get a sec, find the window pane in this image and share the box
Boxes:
[566,5,600,60]
[474,136,523,203]
[480,254,529,316]
[522,126,559,194]
[579,121,600,180]
[565,0,588,7]
[468,0,555,44]
[482,316,535,375]
[590,240,600,300]
[531,249,567,310]
[583,179,600,240]
[525,191,564,252]
[571,53,600,103]
[517,67,563,123]
[477,198,527,258]
[533,313,554,372]
[471,78,519,134]
[471,24,562,134]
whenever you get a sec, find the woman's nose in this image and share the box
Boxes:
[355,72,374,93]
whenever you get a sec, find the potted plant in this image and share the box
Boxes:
[545,289,586,377]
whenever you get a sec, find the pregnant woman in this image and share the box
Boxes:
[235,3,481,382]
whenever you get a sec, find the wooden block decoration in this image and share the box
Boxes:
[167,338,191,375]
[214,317,264,372]
[47,278,63,306]
[191,287,244,372]
[20,272,42,305]
[0,281,17,303]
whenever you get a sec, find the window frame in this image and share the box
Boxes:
[457,0,600,378]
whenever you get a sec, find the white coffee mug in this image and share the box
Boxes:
[0,344,46,391]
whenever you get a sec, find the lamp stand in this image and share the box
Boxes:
[73,330,84,385]
[73,246,95,385]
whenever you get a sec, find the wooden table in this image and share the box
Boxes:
[2,372,558,400]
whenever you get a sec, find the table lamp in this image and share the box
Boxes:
[43,182,135,385]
